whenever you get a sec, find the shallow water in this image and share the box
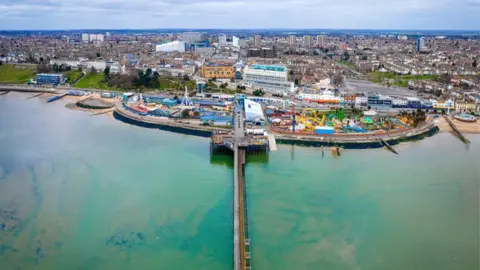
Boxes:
[0,93,479,270]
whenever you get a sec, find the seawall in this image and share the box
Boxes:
[114,102,440,148]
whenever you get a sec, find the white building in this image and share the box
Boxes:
[50,59,80,68]
[82,61,107,71]
[82,33,89,42]
[303,35,311,48]
[288,35,296,46]
[254,35,262,47]
[219,35,227,44]
[232,36,239,47]
[89,34,104,43]
[392,98,407,107]
[155,41,186,52]
[316,35,325,47]
[243,64,294,94]
[244,99,265,123]
[355,96,368,105]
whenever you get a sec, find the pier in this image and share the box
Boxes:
[444,116,471,144]
[212,99,268,270]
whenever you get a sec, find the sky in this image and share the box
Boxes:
[0,0,479,30]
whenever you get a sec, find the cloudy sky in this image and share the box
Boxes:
[0,0,479,30]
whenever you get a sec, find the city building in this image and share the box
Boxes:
[189,40,210,51]
[81,60,107,71]
[244,99,265,124]
[182,32,203,44]
[367,94,392,106]
[247,47,276,58]
[288,35,296,46]
[50,59,80,68]
[254,35,262,47]
[232,36,239,47]
[341,43,347,51]
[243,64,294,94]
[455,101,476,112]
[201,63,234,78]
[155,41,186,52]
[303,35,311,48]
[417,37,425,52]
[82,33,89,42]
[316,35,325,47]
[36,74,65,85]
[89,34,104,43]
[219,35,227,44]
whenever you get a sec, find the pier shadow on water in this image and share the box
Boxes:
[210,153,269,167]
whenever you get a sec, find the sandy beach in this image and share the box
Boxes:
[436,116,480,134]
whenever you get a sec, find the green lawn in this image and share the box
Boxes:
[0,64,36,83]
[73,73,109,89]
[63,70,83,84]
[368,71,439,87]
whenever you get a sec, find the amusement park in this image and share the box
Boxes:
[265,106,424,136]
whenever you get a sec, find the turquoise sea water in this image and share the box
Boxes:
[0,93,479,270]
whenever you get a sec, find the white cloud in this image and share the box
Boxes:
[0,0,478,30]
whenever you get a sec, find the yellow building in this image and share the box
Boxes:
[455,101,477,112]
[201,64,234,78]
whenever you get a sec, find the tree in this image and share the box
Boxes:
[96,52,101,58]
[294,78,299,86]
[36,62,51,73]
[0,61,2,66]
[473,59,477,68]
[104,67,110,81]
[90,67,97,73]
[253,89,265,96]
[183,74,190,81]
[181,109,190,118]
[332,73,344,86]
[367,105,371,110]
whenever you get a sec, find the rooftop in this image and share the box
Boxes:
[250,64,286,72]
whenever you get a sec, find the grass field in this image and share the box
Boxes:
[0,64,36,83]
[63,70,83,84]
[73,73,109,89]
[368,71,438,87]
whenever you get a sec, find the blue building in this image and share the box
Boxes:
[36,74,65,85]
[235,69,242,80]
[416,37,425,52]
[196,81,206,93]
[190,40,210,51]
[407,97,421,108]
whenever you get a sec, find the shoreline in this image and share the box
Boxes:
[113,100,443,149]
[3,91,479,149]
